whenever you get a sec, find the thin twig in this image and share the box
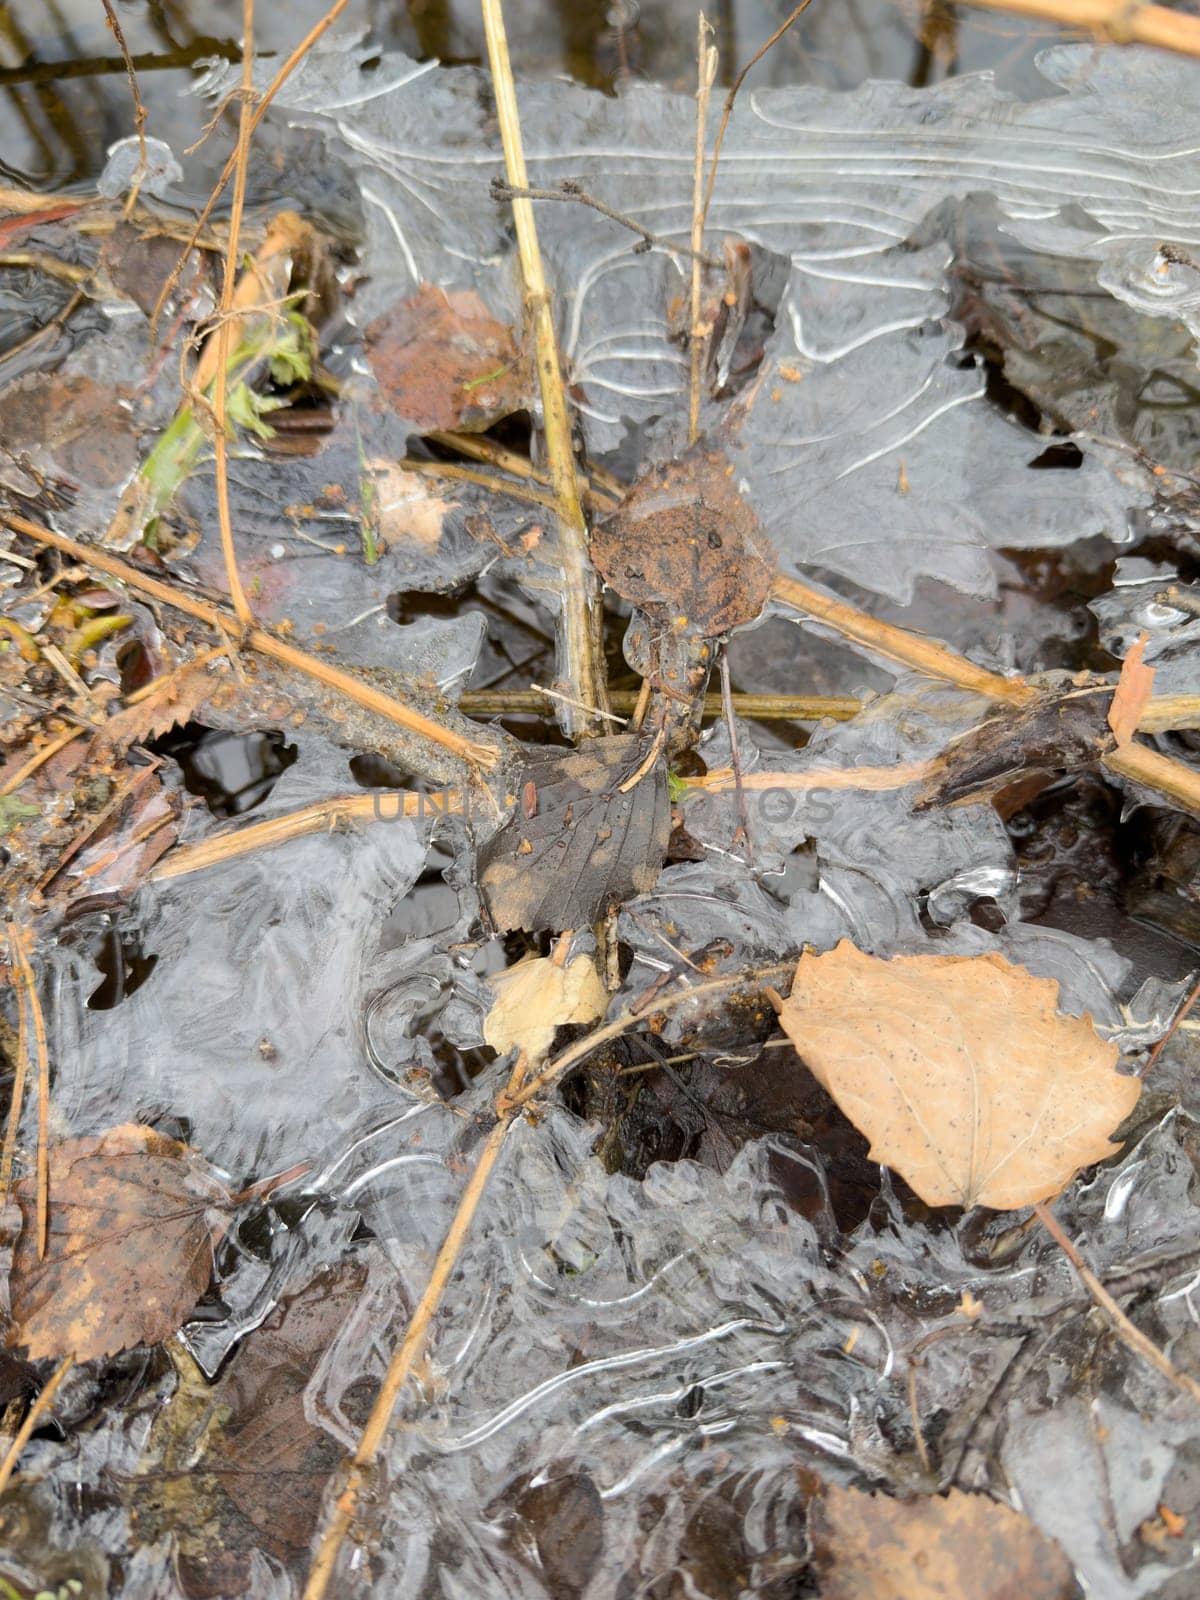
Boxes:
[489,178,721,269]
[482,0,610,734]
[3,515,499,772]
[687,16,719,446]
[209,0,257,627]
[1034,1200,1200,1406]
[1140,970,1200,1078]
[699,2,816,242]
[0,1355,72,1498]
[511,960,793,1110]
[99,0,148,215]
[149,0,355,343]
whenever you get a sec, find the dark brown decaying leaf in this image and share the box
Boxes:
[779,941,1140,1210]
[593,446,775,638]
[205,1261,368,1568]
[809,1485,1080,1600]
[479,734,670,933]
[914,688,1112,813]
[9,1123,233,1362]
[365,283,531,432]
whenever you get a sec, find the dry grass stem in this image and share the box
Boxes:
[400,456,560,513]
[302,958,789,1595]
[1102,742,1200,818]
[773,573,1036,705]
[0,726,83,797]
[3,516,498,772]
[955,0,1200,57]
[3,927,49,1257]
[0,929,30,1205]
[481,0,610,731]
[688,15,719,446]
[208,0,258,627]
[303,1045,535,1599]
[150,792,465,881]
[459,688,860,720]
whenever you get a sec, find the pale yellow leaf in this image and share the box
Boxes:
[484,953,606,1064]
[779,940,1140,1210]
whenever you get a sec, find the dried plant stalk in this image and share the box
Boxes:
[956,0,1200,57]
[481,0,610,732]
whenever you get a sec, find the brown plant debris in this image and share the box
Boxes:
[479,734,670,934]
[593,446,774,638]
[914,687,1113,813]
[808,1485,1080,1600]
[365,284,531,432]
[778,941,1140,1210]
[9,1123,234,1362]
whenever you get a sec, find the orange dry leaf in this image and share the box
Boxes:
[9,1123,233,1362]
[809,1485,1077,1600]
[779,941,1140,1210]
[1107,632,1155,748]
[92,663,221,757]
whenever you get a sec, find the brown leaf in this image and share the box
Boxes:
[93,664,225,758]
[809,1485,1079,1600]
[593,446,775,638]
[484,952,606,1064]
[778,941,1139,1210]
[1108,632,1155,748]
[479,735,670,934]
[9,1124,233,1362]
[204,1261,367,1567]
[366,284,531,432]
